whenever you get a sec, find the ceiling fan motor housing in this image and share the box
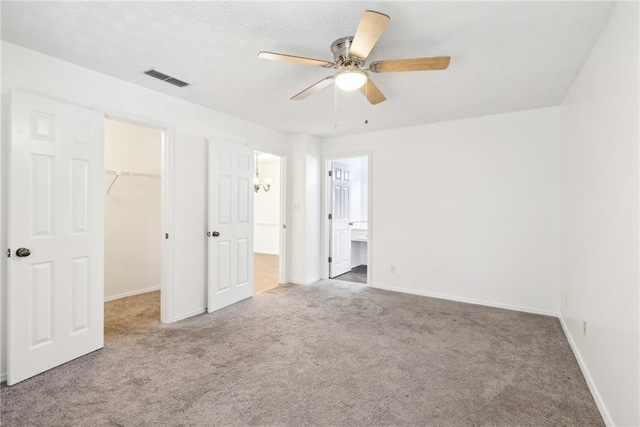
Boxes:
[331,37,364,68]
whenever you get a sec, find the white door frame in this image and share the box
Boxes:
[251,145,287,285]
[321,151,372,285]
[94,106,175,324]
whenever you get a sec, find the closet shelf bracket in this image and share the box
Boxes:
[106,171,121,195]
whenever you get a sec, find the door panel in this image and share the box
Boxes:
[9,90,104,385]
[330,161,352,278]
[207,139,254,312]
[30,262,54,347]
[30,154,54,235]
[71,160,90,233]
[70,256,90,333]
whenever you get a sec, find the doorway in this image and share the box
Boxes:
[253,151,283,293]
[103,118,164,333]
[324,155,370,284]
[6,91,177,385]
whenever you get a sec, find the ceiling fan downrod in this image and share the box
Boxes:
[330,36,365,68]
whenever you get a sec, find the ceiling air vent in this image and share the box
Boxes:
[143,69,190,88]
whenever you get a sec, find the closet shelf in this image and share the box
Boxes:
[105,169,161,194]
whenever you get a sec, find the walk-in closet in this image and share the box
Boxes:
[104,118,163,334]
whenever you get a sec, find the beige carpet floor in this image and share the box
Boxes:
[1,282,603,426]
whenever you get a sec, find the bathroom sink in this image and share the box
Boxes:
[351,227,368,242]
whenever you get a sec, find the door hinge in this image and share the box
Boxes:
[6,249,10,258]
[328,170,332,177]
[165,233,169,239]
[283,224,286,229]
[328,213,332,220]
[328,257,332,263]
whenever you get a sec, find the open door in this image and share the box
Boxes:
[207,139,254,312]
[8,91,105,385]
[329,160,352,278]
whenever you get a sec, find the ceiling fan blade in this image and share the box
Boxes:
[359,77,386,105]
[291,76,335,100]
[369,56,451,73]
[258,51,335,68]
[349,10,390,60]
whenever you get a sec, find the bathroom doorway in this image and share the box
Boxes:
[324,155,370,284]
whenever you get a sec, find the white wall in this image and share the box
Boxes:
[254,157,280,255]
[1,41,292,378]
[289,138,307,284]
[289,134,322,284]
[322,107,561,315]
[559,2,639,426]
[104,119,162,300]
[306,140,322,283]
[172,132,208,321]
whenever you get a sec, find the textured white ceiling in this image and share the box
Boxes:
[1,1,613,137]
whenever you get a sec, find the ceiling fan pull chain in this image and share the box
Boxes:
[334,83,339,130]
[364,82,369,125]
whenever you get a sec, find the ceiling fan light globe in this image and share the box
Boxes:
[335,69,367,91]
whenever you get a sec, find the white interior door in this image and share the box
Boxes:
[330,161,352,278]
[207,139,254,312]
[8,91,105,385]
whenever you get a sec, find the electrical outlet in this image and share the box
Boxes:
[390,265,396,274]
[583,321,588,337]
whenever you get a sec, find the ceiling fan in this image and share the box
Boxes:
[258,10,451,105]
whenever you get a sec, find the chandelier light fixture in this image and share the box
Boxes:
[253,152,272,193]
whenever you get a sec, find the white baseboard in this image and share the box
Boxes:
[559,316,613,426]
[369,284,559,317]
[0,371,6,383]
[172,307,206,322]
[290,276,320,285]
[104,286,160,302]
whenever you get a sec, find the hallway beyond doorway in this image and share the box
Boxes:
[254,253,279,293]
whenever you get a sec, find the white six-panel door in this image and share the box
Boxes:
[207,139,254,312]
[8,91,105,385]
[330,161,352,278]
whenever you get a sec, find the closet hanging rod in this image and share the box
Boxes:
[105,169,161,178]
[105,169,161,194]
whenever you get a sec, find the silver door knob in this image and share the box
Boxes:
[16,248,31,257]
[212,231,220,237]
